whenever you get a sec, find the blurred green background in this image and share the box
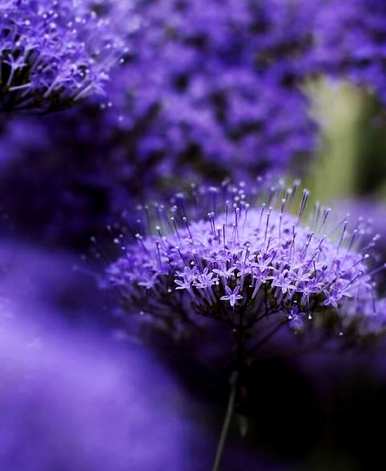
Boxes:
[306,80,386,203]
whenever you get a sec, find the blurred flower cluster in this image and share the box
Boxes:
[118,0,318,179]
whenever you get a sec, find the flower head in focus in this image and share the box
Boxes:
[0,0,126,113]
[106,180,386,345]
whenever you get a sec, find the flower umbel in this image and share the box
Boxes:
[106,181,385,342]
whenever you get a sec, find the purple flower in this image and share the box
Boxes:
[287,306,306,332]
[221,286,243,308]
[106,181,386,343]
[0,0,126,113]
[104,0,318,179]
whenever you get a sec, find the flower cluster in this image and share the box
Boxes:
[108,0,318,179]
[313,0,386,103]
[107,182,385,342]
[0,0,126,113]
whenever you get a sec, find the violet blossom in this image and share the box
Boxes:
[105,0,318,179]
[106,181,386,344]
[0,0,126,113]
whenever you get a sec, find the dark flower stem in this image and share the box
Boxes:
[212,311,288,470]
[211,370,238,471]
[212,311,245,471]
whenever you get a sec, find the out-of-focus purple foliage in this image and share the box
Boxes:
[0,316,197,471]
[313,0,386,103]
[0,105,162,246]
[0,80,177,245]
[0,237,114,327]
[106,181,386,343]
[0,0,127,113]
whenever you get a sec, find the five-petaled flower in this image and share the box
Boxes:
[221,286,243,308]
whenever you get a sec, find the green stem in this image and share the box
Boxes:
[211,371,238,471]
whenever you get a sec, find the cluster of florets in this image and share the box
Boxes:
[107,182,385,341]
[0,0,126,113]
[108,0,318,179]
[313,0,386,103]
